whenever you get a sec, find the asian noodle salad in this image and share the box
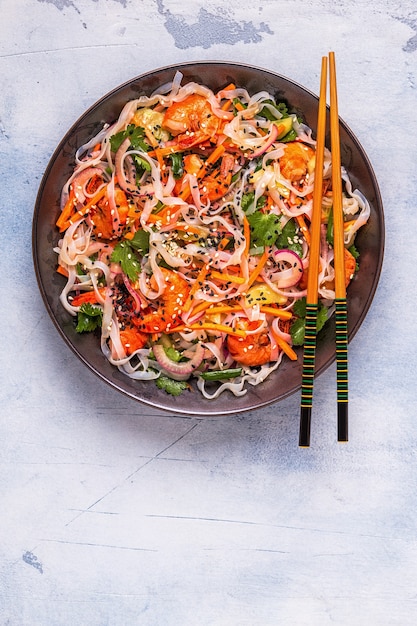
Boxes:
[54,72,370,398]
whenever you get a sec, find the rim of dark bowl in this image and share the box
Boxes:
[32,60,385,416]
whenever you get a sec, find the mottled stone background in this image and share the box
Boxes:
[1,1,417,624]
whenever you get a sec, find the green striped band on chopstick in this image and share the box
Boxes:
[300,303,319,408]
[335,297,348,442]
[335,298,348,403]
[299,303,319,446]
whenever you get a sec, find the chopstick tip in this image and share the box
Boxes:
[299,406,312,447]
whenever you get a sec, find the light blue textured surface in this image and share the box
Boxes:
[1,1,417,624]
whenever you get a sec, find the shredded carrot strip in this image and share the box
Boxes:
[220,83,236,93]
[247,250,268,289]
[70,287,106,307]
[204,304,242,315]
[259,306,292,320]
[57,185,107,232]
[179,223,208,236]
[147,206,181,225]
[296,214,311,245]
[176,144,230,201]
[266,194,275,211]
[196,302,292,321]
[234,101,246,112]
[56,187,76,230]
[218,236,233,251]
[270,326,298,361]
[182,264,210,313]
[153,148,165,170]
[219,83,236,111]
[154,148,169,183]
[167,322,246,338]
[210,270,246,285]
[148,145,183,158]
[178,183,191,201]
[196,144,226,180]
[189,300,217,317]
[243,216,251,256]
[56,264,69,277]
[221,101,232,111]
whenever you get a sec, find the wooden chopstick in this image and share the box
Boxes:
[299,55,328,447]
[329,51,348,442]
[299,52,348,446]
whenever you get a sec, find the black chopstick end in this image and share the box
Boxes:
[337,403,348,442]
[299,406,312,447]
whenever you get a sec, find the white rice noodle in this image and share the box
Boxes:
[196,375,248,398]
[342,170,371,246]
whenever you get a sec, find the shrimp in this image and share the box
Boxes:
[134,268,190,333]
[119,325,148,355]
[226,320,272,367]
[320,247,357,292]
[163,94,220,148]
[344,247,357,287]
[279,141,314,182]
[199,153,236,202]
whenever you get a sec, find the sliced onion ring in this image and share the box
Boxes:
[271,249,304,289]
[250,122,278,159]
[153,343,205,381]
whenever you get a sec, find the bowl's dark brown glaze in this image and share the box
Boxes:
[32,61,384,415]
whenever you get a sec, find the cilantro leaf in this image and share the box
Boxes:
[290,299,329,346]
[129,229,150,255]
[316,304,329,333]
[241,192,255,214]
[76,303,103,333]
[349,244,360,272]
[247,211,282,250]
[131,153,151,175]
[292,297,307,318]
[170,153,184,179]
[276,102,289,117]
[111,240,141,281]
[289,318,306,346]
[258,99,279,121]
[241,192,267,215]
[258,100,289,121]
[110,124,149,153]
[326,209,334,245]
[156,374,188,396]
[276,218,303,256]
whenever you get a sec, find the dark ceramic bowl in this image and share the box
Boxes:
[32,61,384,415]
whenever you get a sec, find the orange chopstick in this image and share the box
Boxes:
[299,52,349,446]
[299,55,328,447]
[329,51,348,442]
